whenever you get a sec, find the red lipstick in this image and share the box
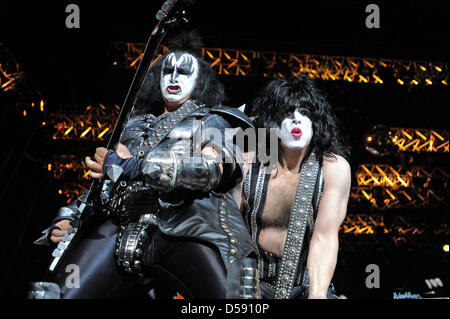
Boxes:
[291,127,302,138]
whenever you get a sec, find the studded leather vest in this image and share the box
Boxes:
[113,99,259,298]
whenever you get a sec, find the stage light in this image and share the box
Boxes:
[64,126,73,136]
[367,136,373,142]
[40,99,44,112]
[98,127,110,139]
[80,127,92,138]
[443,244,449,253]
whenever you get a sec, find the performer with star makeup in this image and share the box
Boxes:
[237,75,351,299]
[30,32,258,299]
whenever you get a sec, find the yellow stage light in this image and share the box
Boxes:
[80,127,92,138]
[98,127,110,139]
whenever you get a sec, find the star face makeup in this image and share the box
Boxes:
[278,108,313,150]
[160,52,199,104]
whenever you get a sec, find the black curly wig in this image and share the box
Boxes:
[250,75,350,161]
[134,30,226,116]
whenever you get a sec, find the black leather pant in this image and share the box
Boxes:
[51,219,227,299]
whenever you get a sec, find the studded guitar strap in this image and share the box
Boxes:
[274,151,321,299]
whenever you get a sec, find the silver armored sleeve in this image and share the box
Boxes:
[141,150,222,193]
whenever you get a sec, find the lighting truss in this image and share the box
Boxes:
[45,104,120,141]
[55,182,89,205]
[45,155,90,205]
[0,42,25,93]
[46,155,91,181]
[340,214,449,241]
[356,164,448,188]
[366,127,449,154]
[390,128,449,153]
[110,42,449,86]
[351,186,448,210]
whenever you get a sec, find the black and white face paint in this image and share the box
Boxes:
[278,108,313,150]
[160,52,199,103]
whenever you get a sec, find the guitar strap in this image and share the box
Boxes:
[140,99,208,154]
[274,151,320,298]
[243,151,322,298]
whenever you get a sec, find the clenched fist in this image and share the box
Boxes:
[85,144,133,179]
[50,220,72,244]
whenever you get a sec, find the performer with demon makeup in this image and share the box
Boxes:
[30,33,258,299]
[237,75,351,299]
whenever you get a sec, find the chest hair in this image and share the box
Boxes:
[260,173,299,229]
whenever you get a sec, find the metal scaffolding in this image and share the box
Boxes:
[110,42,449,86]
[0,42,25,93]
[366,127,449,154]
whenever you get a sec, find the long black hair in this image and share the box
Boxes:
[250,75,350,161]
[135,30,226,116]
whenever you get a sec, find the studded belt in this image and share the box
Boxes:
[115,213,158,280]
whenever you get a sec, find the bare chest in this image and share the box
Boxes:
[260,173,299,229]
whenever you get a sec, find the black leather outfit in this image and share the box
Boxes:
[48,100,258,299]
